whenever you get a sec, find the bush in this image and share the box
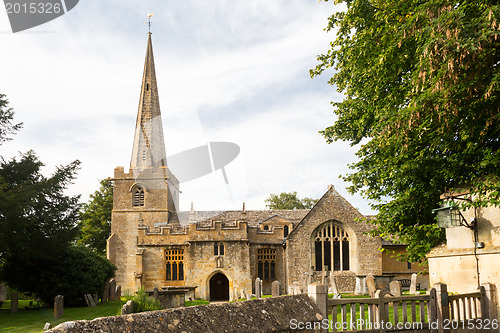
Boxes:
[1,245,116,307]
[129,288,162,313]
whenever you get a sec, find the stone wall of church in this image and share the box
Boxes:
[285,187,382,294]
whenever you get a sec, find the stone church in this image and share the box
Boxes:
[107,33,426,301]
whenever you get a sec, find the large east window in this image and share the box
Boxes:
[257,248,276,281]
[313,222,350,271]
[166,249,184,281]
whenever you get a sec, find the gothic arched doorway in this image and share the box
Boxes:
[209,272,229,301]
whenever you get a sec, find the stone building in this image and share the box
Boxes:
[427,188,500,319]
[107,33,426,301]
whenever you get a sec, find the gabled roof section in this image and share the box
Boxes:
[130,33,167,174]
[287,185,368,238]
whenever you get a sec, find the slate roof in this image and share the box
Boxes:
[176,210,309,227]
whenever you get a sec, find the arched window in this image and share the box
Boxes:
[257,249,276,281]
[166,249,184,281]
[313,222,350,271]
[133,186,145,206]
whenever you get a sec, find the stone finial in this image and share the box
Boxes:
[328,184,335,190]
[242,202,246,212]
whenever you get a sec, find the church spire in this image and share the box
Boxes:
[130,33,167,173]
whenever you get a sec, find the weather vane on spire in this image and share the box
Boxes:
[147,13,153,34]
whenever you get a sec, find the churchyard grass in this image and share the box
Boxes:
[0,299,125,333]
[327,293,429,329]
[185,299,210,307]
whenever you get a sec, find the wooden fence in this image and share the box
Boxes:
[308,282,498,333]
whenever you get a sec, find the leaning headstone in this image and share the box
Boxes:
[101,280,110,303]
[54,295,64,319]
[410,273,418,295]
[121,300,135,315]
[255,277,262,298]
[43,323,52,331]
[271,280,281,297]
[84,294,91,307]
[92,294,98,304]
[354,276,367,295]
[0,283,7,305]
[10,292,18,313]
[249,293,256,299]
[390,280,402,297]
[115,286,121,300]
[366,273,377,298]
[240,289,247,300]
[108,279,117,301]
[85,294,96,307]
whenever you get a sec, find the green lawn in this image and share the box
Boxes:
[0,299,125,333]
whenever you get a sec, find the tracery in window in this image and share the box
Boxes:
[166,249,184,281]
[313,222,350,271]
[257,248,276,281]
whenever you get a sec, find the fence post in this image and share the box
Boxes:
[375,289,388,328]
[308,283,328,320]
[481,283,498,328]
[433,283,449,333]
[427,288,437,333]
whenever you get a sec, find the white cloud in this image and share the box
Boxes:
[0,0,375,214]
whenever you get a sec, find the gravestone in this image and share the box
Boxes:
[255,278,262,298]
[390,280,402,297]
[329,272,339,297]
[101,280,110,303]
[271,281,281,297]
[0,283,7,305]
[366,273,377,298]
[240,289,247,300]
[354,276,367,295]
[93,294,98,304]
[410,273,418,295]
[84,294,91,307]
[43,323,52,331]
[116,286,121,299]
[85,294,96,307]
[121,300,135,315]
[249,293,256,299]
[10,292,18,313]
[109,279,117,301]
[54,295,64,319]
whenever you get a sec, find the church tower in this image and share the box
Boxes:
[108,33,180,292]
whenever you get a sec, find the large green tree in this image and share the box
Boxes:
[77,178,113,254]
[0,94,115,305]
[265,192,318,210]
[311,0,499,261]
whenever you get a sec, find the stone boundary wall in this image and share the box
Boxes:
[46,294,323,333]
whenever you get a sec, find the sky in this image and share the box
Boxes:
[0,0,376,214]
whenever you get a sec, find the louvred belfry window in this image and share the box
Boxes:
[133,186,145,207]
[313,222,350,271]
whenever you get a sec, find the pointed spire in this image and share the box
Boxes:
[130,33,167,173]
